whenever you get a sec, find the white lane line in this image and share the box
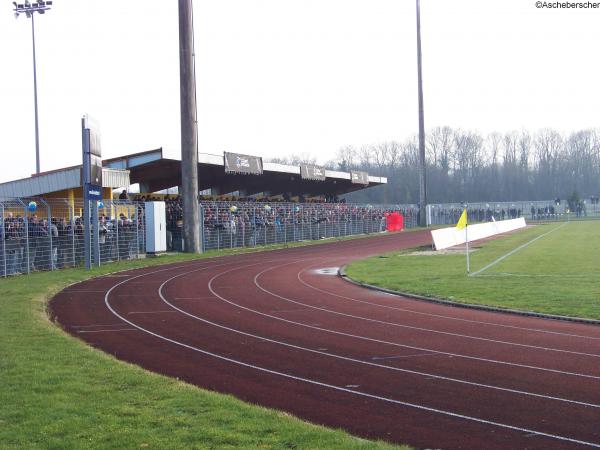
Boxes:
[256,264,600,359]
[71,323,125,328]
[298,268,600,341]
[101,265,600,449]
[159,262,600,405]
[372,353,440,360]
[469,222,569,277]
[173,296,218,300]
[78,328,137,333]
[206,261,600,380]
[128,310,178,315]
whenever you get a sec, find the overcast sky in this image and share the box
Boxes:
[1,0,599,183]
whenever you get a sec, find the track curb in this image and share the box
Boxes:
[338,266,600,326]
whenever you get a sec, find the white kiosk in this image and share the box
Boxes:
[145,201,167,254]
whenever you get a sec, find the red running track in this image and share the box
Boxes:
[50,231,600,449]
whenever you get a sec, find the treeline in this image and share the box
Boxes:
[320,127,600,204]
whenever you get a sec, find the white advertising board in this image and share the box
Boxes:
[431,217,526,251]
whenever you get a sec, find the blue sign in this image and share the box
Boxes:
[85,183,102,201]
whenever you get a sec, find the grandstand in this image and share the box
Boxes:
[0,148,386,202]
[1,149,397,275]
[103,148,386,199]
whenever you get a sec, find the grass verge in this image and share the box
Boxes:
[0,240,407,450]
[346,221,600,320]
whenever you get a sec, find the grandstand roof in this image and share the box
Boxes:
[0,165,129,199]
[0,148,385,200]
[104,148,386,197]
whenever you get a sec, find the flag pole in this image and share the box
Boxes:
[455,207,469,274]
[465,222,470,274]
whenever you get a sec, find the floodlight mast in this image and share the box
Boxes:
[178,0,201,253]
[416,0,427,227]
[13,0,53,174]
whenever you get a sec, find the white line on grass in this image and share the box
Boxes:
[469,222,569,277]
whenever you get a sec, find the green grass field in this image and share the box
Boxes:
[346,221,600,320]
[0,241,405,450]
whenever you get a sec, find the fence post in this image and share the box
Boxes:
[1,203,5,278]
[216,203,221,250]
[264,207,267,245]
[44,200,54,270]
[293,206,297,243]
[135,204,140,259]
[284,205,287,245]
[316,207,320,240]
[229,204,234,249]
[115,202,120,261]
[251,206,255,247]
[71,204,76,267]
[21,201,30,274]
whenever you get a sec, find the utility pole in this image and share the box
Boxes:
[416,0,427,227]
[178,0,201,253]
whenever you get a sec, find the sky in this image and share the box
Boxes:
[1,0,599,183]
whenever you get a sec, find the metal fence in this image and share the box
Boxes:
[427,200,600,226]
[12,194,598,277]
[169,201,419,252]
[1,198,145,278]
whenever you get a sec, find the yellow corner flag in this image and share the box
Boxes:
[456,208,468,230]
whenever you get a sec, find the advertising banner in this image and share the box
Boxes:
[350,170,369,185]
[300,164,326,181]
[224,152,263,175]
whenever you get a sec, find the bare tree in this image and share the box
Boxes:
[342,126,600,204]
[335,145,358,172]
[268,153,318,165]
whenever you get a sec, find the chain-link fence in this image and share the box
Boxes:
[172,201,419,252]
[1,198,145,278]
[428,200,600,226]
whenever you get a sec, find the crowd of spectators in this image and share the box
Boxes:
[1,205,143,277]
[1,212,67,275]
[5,192,600,277]
[160,195,417,251]
[429,207,523,225]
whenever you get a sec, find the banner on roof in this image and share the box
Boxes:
[300,164,326,181]
[350,170,369,185]
[224,152,263,175]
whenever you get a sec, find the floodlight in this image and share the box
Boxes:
[11,0,52,174]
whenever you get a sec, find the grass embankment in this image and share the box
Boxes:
[346,221,600,319]
[0,242,405,450]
